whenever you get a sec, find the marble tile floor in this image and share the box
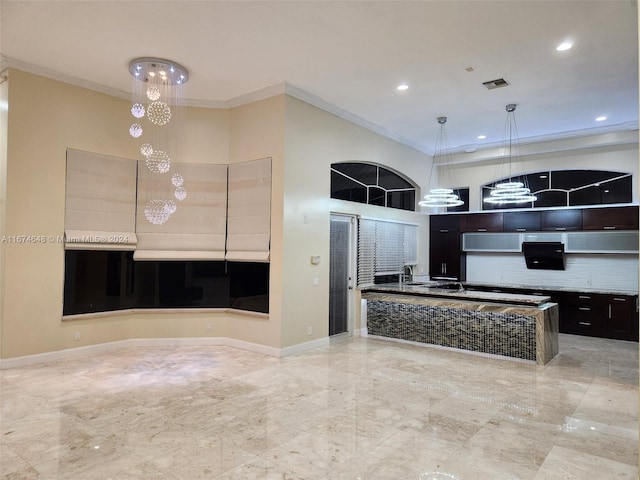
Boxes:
[1,333,638,480]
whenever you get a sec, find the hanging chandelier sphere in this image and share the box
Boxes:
[140,143,154,157]
[164,199,177,215]
[131,103,145,119]
[145,150,171,174]
[171,173,184,187]
[144,199,171,225]
[129,123,143,138]
[146,101,172,126]
[174,186,187,201]
[146,85,161,101]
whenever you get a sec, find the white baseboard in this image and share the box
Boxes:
[0,336,329,369]
[279,337,331,357]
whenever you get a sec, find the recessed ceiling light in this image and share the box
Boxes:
[595,116,607,122]
[477,135,486,140]
[556,41,572,51]
[396,83,409,91]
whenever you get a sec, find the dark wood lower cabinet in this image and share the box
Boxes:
[608,295,639,340]
[466,285,638,341]
[558,292,607,338]
[558,292,638,341]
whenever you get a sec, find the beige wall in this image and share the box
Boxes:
[281,96,432,346]
[0,70,238,359]
[0,73,8,357]
[229,96,286,349]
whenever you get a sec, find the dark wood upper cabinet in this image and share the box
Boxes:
[582,206,639,230]
[541,209,583,231]
[503,211,541,232]
[460,212,503,232]
[430,214,461,232]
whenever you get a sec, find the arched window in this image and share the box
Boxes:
[331,162,417,211]
[482,169,632,210]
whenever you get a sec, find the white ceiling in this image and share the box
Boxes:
[1,0,638,154]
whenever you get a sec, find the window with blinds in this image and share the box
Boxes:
[357,218,418,286]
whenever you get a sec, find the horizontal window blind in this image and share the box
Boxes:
[357,218,418,287]
[226,158,271,262]
[135,162,228,261]
[65,149,137,250]
[357,219,376,286]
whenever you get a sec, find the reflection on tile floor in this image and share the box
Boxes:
[1,334,637,479]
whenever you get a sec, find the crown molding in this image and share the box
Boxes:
[2,57,636,157]
[282,82,430,154]
[2,56,133,101]
[224,83,287,108]
[446,128,639,166]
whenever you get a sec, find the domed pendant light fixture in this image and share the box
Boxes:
[128,57,189,224]
[484,104,537,205]
[419,116,464,209]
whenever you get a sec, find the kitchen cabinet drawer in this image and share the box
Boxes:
[503,211,541,232]
[582,206,638,230]
[541,209,582,231]
[559,292,638,340]
[430,215,461,232]
[460,212,503,232]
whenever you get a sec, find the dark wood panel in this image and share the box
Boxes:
[541,209,583,231]
[430,214,461,232]
[503,211,541,232]
[583,206,639,230]
[460,212,503,232]
[429,230,465,280]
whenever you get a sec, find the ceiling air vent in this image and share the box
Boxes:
[482,78,510,90]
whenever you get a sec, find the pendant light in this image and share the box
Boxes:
[419,116,464,209]
[129,57,189,224]
[484,104,537,205]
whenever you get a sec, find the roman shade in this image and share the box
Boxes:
[225,157,272,262]
[65,149,137,250]
[134,162,228,260]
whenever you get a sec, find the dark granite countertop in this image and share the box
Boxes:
[461,281,638,296]
[362,283,552,307]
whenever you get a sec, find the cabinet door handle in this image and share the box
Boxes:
[579,322,592,326]
[439,229,449,233]
[613,298,627,302]
[603,226,616,230]
[477,228,487,232]
[516,228,526,232]
[608,304,611,319]
[555,227,566,231]
[578,307,591,311]
[578,295,591,300]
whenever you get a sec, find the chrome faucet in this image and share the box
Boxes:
[400,265,414,286]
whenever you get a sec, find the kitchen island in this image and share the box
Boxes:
[361,282,559,365]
